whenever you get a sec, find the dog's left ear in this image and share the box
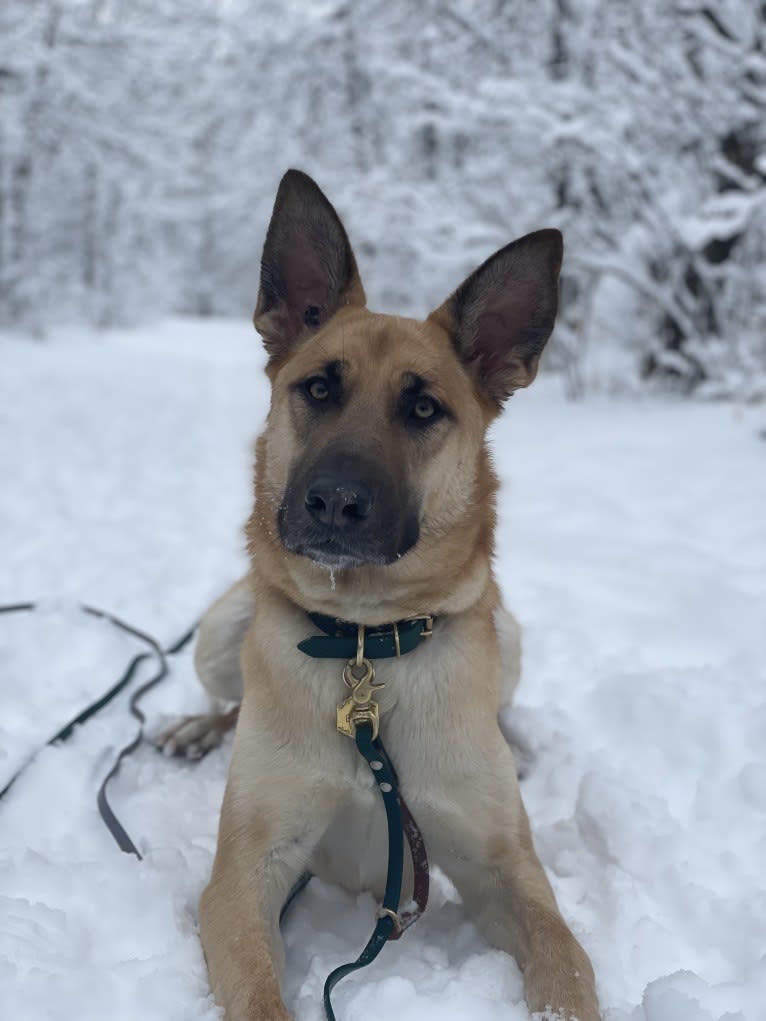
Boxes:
[429,229,563,404]
[254,169,366,362]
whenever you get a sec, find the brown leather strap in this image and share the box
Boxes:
[392,794,430,937]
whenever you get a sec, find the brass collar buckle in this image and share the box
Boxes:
[392,614,433,657]
[407,614,433,638]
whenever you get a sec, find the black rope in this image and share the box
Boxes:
[0,601,196,856]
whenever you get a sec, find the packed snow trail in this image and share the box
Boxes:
[1,320,764,1021]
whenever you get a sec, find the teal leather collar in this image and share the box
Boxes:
[298,612,433,660]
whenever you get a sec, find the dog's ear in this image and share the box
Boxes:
[254,170,365,361]
[429,229,563,404]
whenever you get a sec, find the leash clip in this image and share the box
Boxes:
[336,626,385,740]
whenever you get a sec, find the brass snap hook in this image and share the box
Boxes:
[338,626,385,740]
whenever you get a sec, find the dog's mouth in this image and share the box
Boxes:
[299,547,379,570]
[280,529,400,571]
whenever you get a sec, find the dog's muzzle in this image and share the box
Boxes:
[278,460,419,569]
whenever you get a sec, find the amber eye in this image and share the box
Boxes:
[413,395,438,420]
[307,378,329,401]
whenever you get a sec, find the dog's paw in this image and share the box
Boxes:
[155,707,239,760]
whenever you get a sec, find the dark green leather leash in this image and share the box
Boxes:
[297,614,432,1021]
[322,722,405,1020]
[0,600,196,856]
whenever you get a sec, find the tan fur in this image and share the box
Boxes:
[187,175,600,1021]
[194,577,252,702]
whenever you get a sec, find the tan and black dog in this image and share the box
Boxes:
[161,170,599,1021]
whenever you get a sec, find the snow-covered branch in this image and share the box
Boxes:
[0,0,763,398]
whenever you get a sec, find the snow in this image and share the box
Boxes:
[2,319,765,1021]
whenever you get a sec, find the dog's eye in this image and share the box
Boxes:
[306,378,329,402]
[412,396,439,421]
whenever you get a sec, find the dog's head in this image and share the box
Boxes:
[248,170,561,610]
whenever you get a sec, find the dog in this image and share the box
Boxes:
[160,170,600,1021]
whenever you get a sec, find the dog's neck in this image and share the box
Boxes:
[249,512,496,627]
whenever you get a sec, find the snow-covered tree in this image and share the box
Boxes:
[1,0,764,397]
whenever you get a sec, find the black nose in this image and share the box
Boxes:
[305,474,373,528]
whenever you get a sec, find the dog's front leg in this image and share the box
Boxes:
[199,714,337,1021]
[426,738,599,1021]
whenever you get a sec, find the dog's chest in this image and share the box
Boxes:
[310,768,394,897]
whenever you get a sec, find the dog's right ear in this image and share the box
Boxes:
[253,170,366,361]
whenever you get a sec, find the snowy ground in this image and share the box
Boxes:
[1,319,765,1021]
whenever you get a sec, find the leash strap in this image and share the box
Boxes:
[0,601,196,857]
[95,618,196,858]
[297,616,432,1018]
[280,732,429,1018]
[323,722,404,1021]
[396,795,430,937]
